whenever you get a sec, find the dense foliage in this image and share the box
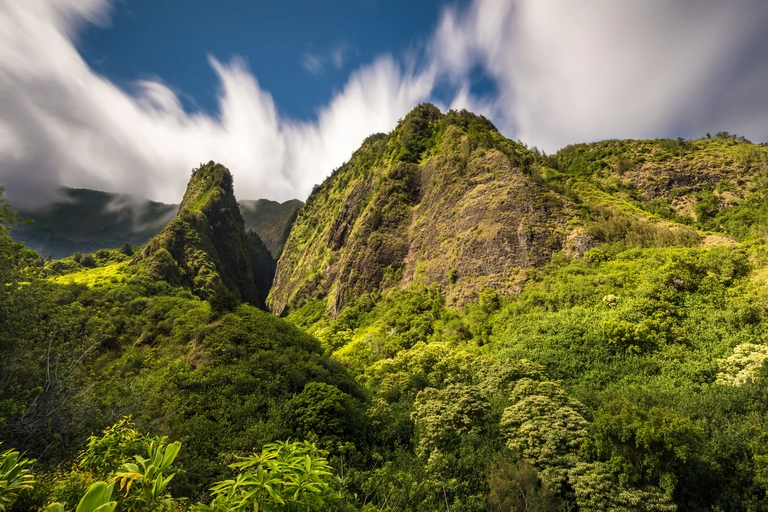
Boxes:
[4,106,768,510]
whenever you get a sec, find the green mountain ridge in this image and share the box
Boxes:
[271,107,768,320]
[269,105,575,317]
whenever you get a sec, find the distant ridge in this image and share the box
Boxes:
[239,198,303,259]
[10,188,302,260]
[10,188,176,259]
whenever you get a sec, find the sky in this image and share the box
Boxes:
[1,0,768,208]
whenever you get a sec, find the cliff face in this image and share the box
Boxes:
[268,105,572,316]
[134,161,274,310]
[239,198,303,259]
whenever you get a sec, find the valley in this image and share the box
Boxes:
[2,105,768,511]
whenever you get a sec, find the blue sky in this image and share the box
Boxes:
[76,0,460,121]
[1,0,768,206]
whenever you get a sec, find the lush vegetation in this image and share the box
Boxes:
[4,106,768,511]
[136,162,274,310]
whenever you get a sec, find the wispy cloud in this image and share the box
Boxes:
[431,0,768,151]
[1,0,767,209]
[301,53,324,76]
[302,43,353,76]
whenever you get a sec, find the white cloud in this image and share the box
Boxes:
[432,0,768,151]
[0,0,433,207]
[1,0,767,209]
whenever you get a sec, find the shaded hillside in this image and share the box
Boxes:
[133,161,274,310]
[239,198,303,258]
[10,189,302,261]
[269,105,574,316]
[10,188,176,258]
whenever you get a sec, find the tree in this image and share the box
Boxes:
[412,383,493,459]
[568,462,676,512]
[487,458,560,512]
[500,378,589,491]
[589,399,703,492]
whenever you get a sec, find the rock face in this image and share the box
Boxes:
[134,161,274,310]
[268,105,573,316]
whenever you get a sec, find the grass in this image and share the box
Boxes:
[51,261,130,288]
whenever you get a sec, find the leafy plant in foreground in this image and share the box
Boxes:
[0,444,35,511]
[45,481,117,512]
[199,440,342,511]
[110,440,182,511]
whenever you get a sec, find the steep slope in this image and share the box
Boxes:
[10,188,176,258]
[133,161,274,310]
[239,198,303,259]
[269,105,573,316]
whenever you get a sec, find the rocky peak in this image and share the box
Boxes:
[133,161,274,311]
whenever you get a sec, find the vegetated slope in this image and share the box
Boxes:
[10,188,176,258]
[272,106,768,320]
[239,198,303,259]
[0,190,364,501]
[548,132,768,242]
[274,131,768,511]
[132,161,274,310]
[269,104,574,316]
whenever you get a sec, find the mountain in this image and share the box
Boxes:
[269,106,768,319]
[10,189,302,260]
[5,107,768,511]
[239,198,303,259]
[10,188,177,259]
[269,104,575,316]
[132,161,274,310]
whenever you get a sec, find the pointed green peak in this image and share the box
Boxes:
[134,161,274,312]
[179,161,236,213]
[387,103,499,165]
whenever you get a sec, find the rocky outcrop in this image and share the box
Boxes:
[268,105,573,316]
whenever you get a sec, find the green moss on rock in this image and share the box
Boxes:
[133,162,273,310]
